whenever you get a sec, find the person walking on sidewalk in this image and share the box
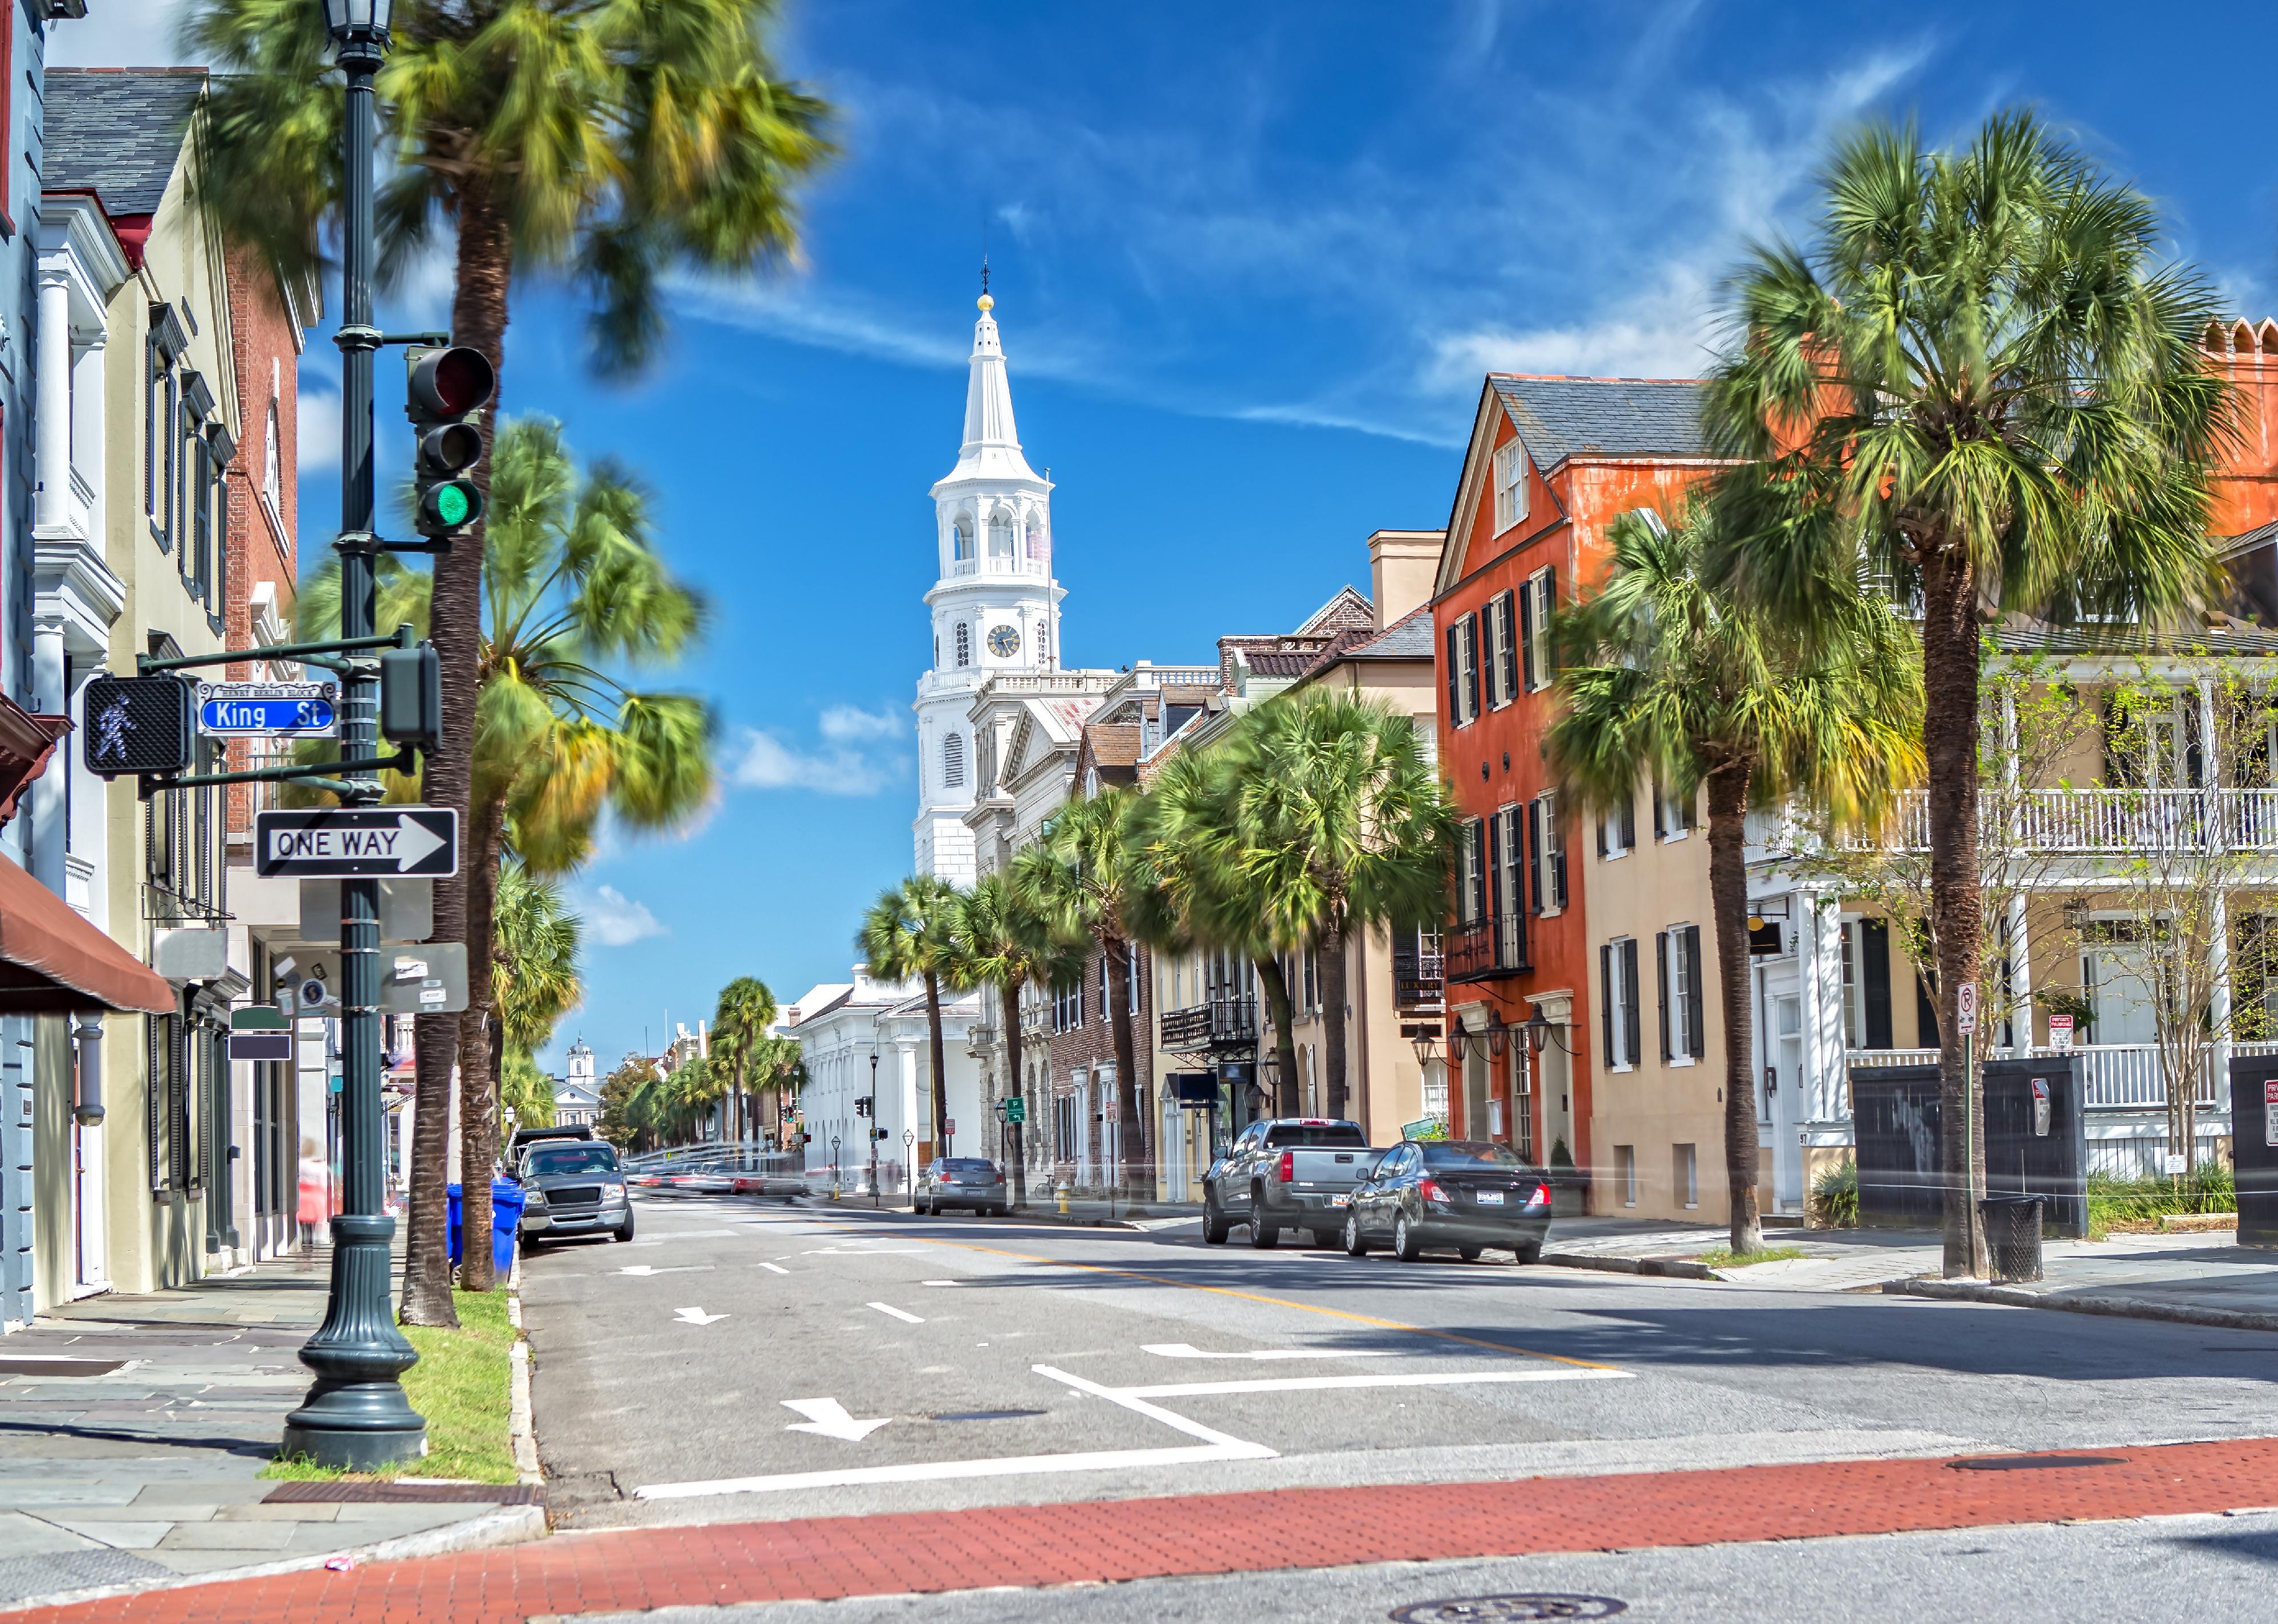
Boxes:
[296,1139,330,1266]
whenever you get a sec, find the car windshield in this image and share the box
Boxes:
[1262,1123,1367,1149]
[1419,1141,1529,1169]
[527,1145,618,1176]
[943,1159,994,1173]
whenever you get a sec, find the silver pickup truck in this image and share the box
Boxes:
[1202,1118,1376,1248]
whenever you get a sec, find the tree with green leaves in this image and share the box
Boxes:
[1017,789,1154,1202]
[952,871,1086,1208]
[191,0,829,1308]
[1223,692,1453,1123]
[710,977,779,1146]
[1546,501,1922,1255]
[490,856,582,1129]
[858,877,961,1160]
[1704,110,2236,1275]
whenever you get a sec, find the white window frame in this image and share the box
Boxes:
[1522,569,1552,692]
[1456,615,1481,727]
[1493,439,1529,534]
[1601,803,1631,860]
[1666,927,1697,1066]
[1608,937,1636,1071]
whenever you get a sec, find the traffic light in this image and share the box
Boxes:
[873,1128,890,1142]
[83,675,194,778]
[379,642,442,749]
[406,344,495,541]
[855,1096,873,1118]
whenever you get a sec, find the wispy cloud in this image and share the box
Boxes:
[728,705,906,797]
[818,704,901,743]
[580,885,667,948]
[298,389,343,472]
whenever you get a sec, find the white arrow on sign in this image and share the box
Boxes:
[387,815,450,872]
[781,1397,890,1441]
[674,1307,728,1327]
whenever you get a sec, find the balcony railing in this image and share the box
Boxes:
[1842,1040,2278,1112]
[1160,997,1258,1054]
[1847,787,2278,856]
[1446,915,1528,982]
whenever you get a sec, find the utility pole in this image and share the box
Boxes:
[282,0,423,1468]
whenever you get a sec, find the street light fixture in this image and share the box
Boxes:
[1484,1014,1509,1060]
[321,0,391,47]
[1409,1029,1440,1068]
[1523,1007,1573,1055]
[867,1051,881,1208]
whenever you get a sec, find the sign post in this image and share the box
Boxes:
[1957,982,1979,1276]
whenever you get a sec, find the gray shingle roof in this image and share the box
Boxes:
[1490,376,1712,468]
[45,70,205,215]
[1343,605,1436,660]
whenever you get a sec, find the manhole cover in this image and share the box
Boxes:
[931,1409,1046,1422]
[1391,1597,1627,1622]
[1950,1454,2128,1471]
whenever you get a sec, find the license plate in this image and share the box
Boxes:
[1330,1193,1351,1207]
[1475,1190,1505,1205]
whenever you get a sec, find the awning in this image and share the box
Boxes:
[0,855,176,1015]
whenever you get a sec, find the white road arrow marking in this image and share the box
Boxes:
[781,1397,891,1441]
[618,1264,714,1277]
[674,1307,728,1327]
[1142,1343,1407,1361]
[390,815,449,872]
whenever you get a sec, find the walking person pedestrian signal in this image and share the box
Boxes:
[406,344,495,540]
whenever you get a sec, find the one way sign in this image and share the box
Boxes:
[255,808,459,878]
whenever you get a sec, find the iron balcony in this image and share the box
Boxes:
[1160,995,1260,1054]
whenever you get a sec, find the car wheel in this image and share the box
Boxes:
[1203,1194,1230,1244]
[1250,1214,1280,1250]
[1393,1213,1423,1262]
[1460,1245,1483,1263]
[1343,1213,1370,1257]
[1514,1241,1542,1266]
[613,1213,635,1243]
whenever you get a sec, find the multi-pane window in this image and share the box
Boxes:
[1485,591,1518,708]
[1598,789,1637,859]
[1600,937,1642,1070]
[1529,793,1567,913]
[1053,978,1083,1033]
[1519,569,1554,692]
[1493,439,1529,533]
[1658,925,1705,1063]
[1654,778,1694,841]
[1457,818,1486,925]
[1445,613,1481,727]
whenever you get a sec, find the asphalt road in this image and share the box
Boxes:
[520,1192,2278,1532]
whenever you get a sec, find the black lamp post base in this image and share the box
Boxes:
[284,1213,424,1469]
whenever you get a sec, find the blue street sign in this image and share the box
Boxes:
[196,681,340,737]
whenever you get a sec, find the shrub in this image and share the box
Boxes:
[2087,1161,2234,1233]
[1812,1156,1859,1228]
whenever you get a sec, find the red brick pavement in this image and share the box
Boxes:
[16,1437,2278,1623]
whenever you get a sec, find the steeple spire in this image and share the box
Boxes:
[949,291,1040,483]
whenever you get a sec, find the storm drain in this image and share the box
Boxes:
[930,1409,1046,1422]
[1391,1597,1627,1621]
[1950,1454,2128,1471]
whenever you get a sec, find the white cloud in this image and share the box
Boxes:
[581,885,666,948]
[818,704,900,743]
[298,389,342,472]
[728,723,904,797]
[48,0,191,67]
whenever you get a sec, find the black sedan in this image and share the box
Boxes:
[1342,1139,1551,1263]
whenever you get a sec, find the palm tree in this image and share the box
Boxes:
[747,1033,808,1149]
[490,856,582,1115]
[710,977,779,1147]
[1225,693,1454,1122]
[1546,503,1922,1255]
[953,871,1086,1208]
[498,1049,556,1133]
[1702,111,2235,1275]
[189,0,830,1303]
[1131,749,1304,1117]
[858,878,961,1160]
[1017,789,1153,1202]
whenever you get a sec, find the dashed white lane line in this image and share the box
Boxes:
[1118,1367,1631,1399]
[757,1262,790,1275]
[868,1301,924,1324]
[1142,1342,1405,1361]
[921,1279,960,1287]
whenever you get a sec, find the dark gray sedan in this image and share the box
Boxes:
[915,1157,1009,1216]
[1342,1139,1551,1263]
[518,1140,635,1243]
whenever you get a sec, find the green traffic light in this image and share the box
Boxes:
[435,483,472,527]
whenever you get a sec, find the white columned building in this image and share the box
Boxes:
[913,292,1065,887]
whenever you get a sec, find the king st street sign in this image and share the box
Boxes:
[255,808,459,878]
[197,680,340,736]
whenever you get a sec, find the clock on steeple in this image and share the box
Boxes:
[987,625,1021,658]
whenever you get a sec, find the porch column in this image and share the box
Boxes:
[2007,893,2033,1054]
[28,628,65,895]
[1800,892,1845,1123]
[32,264,70,536]
[2203,676,2231,1119]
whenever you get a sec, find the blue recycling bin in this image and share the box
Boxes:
[490,1178,525,1274]
[446,1181,463,1265]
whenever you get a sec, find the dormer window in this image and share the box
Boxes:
[1493,439,1529,534]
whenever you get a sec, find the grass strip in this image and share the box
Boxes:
[1699,1245,1809,1270]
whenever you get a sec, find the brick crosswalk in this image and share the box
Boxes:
[14,1437,2278,1623]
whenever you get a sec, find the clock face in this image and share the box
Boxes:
[987,624,1021,658]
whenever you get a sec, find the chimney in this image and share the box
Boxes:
[1366,530,1446,629]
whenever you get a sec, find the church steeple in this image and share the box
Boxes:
[948,292,1040,484]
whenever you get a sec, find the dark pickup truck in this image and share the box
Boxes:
[1202,1118,1376,1248]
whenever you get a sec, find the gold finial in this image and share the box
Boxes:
[978,293,994,312]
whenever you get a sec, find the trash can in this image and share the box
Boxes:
[1980,1195,2045,1283]
[490,1179,525,1275]
[446,1182,463,1266]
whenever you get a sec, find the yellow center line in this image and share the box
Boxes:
[790,1218,1620,1372]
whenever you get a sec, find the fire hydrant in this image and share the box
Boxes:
[1055,1182,1071,1215]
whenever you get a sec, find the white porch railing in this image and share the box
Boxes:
[1859,787,2278,855]
[1841,1040,2277,1111]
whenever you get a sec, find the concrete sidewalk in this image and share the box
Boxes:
[0,1251,536,1613]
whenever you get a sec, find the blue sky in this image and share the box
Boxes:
[57,1,2278,1072]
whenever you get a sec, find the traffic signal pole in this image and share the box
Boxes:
[282,11,425,1469]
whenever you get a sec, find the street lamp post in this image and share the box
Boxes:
[282,0,425,1469]
[867,1051,880,1208]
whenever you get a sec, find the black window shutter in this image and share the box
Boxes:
[1680,786,1696,833]
[1596,806,1607,859]
[1497,591,1519,702]
[1914,970,1939,1046]
[1527,800,1542,913]
[1464,614,1481,721]
[1685,925,1706,1059]
[1861,919,1894,1050]
[1485,813,1502,922]
[1446,623,1461,724]
[1621,939,1641,1069]
[1652,774,1664,841]
[1619,789,1636,851]
[1470,821,1489,923]
[1656,931,1671,1062]
[1543,566,1558,682]
[1600,944,1615,1066]
[1517,581,1535,691]
[1552,806,1568,908]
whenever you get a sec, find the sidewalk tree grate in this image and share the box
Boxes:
[1949,1454,2128,1471]
[1391,1598,1628,1621]
[263,1482,543,1504]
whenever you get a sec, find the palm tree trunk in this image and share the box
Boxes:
[924,970,948,1157]
[1921,546,1988,1278]
[402,1029,458,1327]
[456,789,511,1292]
[1319,919,1351,1120]
[1001,981,1028,1208]
[1705,761,1763,1255]
[1106,937,1148,1202]
[1253,955,1301,1117]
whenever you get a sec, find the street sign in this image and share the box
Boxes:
[1956,983,1977,1034]
[944,1119,956,1136]
[2266,1079,2278,1148]
[230,1030,294,1062]
[196,680,339,737]
[2047,1013,2074,1052]
[255,808,458,878]
[380,944,467,1016]
[1003,1097,1027,1124]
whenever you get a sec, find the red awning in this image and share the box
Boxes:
[0,855,175,1015]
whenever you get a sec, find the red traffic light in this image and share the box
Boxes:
[407,345,495,417]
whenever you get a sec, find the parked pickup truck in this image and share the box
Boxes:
[1202,1118,1376,1248]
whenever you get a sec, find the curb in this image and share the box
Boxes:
[1540,1250,1717,1281]
[507,1260,542,1486]
[0,1503,547,1617]
[1887,1276,2278,1333]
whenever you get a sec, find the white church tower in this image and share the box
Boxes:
[913,291,1063,886]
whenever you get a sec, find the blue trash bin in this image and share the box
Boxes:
[446,1181,463,1266]
[491,1178,525,1274]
